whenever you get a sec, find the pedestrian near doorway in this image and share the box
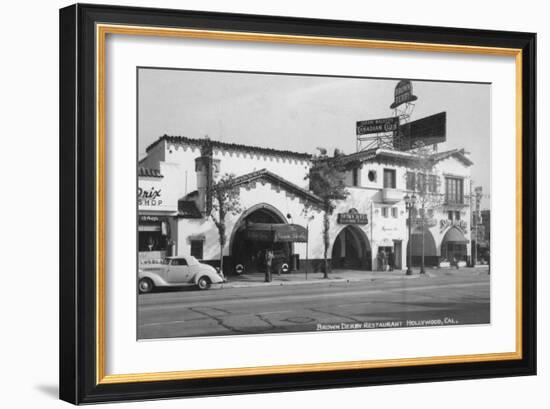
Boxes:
[265,249,273,282]
[453,256,459,270]
[381,249,387,271]
[388,250,395,271]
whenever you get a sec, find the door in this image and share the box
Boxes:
[393,240,402,269]
[166,258,191,284]
[376,246,393,271]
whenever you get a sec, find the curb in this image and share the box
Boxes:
[219,274,421,289]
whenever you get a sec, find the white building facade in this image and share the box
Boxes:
[138,135,473,274]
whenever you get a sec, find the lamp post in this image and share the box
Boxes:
[404,193,417,275]
[420,201,426,275]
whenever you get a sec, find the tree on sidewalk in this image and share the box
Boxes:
[405,142,444,272]
[307,148,349,278]
[209,173,243,277]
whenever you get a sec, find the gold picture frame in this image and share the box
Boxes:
[60,4,536,404]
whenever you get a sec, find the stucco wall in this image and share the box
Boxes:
[164,141,311,191]
[157,146,473,271]
[339,154,473,268]
[175,180,324,261]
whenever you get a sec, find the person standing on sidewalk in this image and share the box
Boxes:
[265,249,273,282]
[388,250,395,271]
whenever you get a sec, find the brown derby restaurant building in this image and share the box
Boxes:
[138,135,473,275]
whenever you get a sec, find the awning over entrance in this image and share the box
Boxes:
[244,223,308,242]
[442,227,469,244]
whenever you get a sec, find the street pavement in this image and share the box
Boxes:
[138,268,490,339]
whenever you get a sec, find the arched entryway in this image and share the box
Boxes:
[441,227,469,264]
[331,225,371,270]
[407,226,437,267]
[230,204,292,275]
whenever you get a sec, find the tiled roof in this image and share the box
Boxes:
[146,135,312,161]
[231,169,324,206]
[430,149,474,166]
[335,147,473,167]
[177,200,202,219]
[138,167,163,178]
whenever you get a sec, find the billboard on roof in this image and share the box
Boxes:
[394,111,446,150]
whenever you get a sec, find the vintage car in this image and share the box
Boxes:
[138,256,224,293]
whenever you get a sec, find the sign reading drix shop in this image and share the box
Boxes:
[138,177,178,213]
[356,116,399,135]
[338,208,369,225]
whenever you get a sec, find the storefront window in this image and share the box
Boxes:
[138,215,169,254]
[443,243,467,262]
[139,231,166,252]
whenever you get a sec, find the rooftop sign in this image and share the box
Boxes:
[390,80,418,109]
[395,112,447,150]
[356,116,399,136]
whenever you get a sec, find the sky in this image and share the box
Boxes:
[138,68,491,207]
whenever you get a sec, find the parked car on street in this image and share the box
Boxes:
[138,256,224,293]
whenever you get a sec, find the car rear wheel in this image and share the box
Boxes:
[197,276,211,290]
[139,278,154,294]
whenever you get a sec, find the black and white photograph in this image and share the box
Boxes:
[136,68,491,340]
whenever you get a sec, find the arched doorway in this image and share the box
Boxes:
[407,226,437,267]
[441,227,469,264]
[331,226,371,270]
[230,204,292,275]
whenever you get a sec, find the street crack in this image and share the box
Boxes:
[189,307,246,334]
[256,314,280,330]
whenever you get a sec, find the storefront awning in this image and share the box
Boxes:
[442,227,469,244]
[244,223,308,243]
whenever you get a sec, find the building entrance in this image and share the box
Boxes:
[407,226,437,267]
[441,227,469,264]
[331,225,371,270]
[231,206,292,275]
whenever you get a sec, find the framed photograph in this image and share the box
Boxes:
[59,3,536,404]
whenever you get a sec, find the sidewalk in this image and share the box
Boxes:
[220,269,408,289]
[219,266,489,289]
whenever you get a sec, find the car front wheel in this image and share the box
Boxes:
[139,278,154,294]
[197,276,211,290]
